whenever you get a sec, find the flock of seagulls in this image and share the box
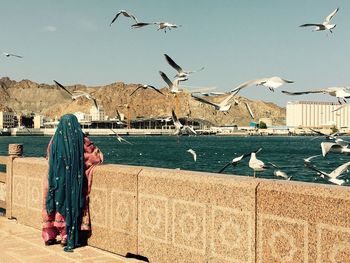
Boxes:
[4,6,349,186]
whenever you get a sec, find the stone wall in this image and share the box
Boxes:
[4,157,350,262]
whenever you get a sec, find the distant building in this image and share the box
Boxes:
[90,106,105,121]
[0,111,15,129]
[286,101,350,128]
[74,112,88,122]
[34,115,44,129]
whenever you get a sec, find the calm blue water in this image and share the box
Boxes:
[0,136,349,186]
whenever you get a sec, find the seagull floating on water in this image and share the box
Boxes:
[282,87,350,104]
[130,84,164,96]
[187,149,197,162]
[164,54,204,79]
[110,10,138,26]
[300,8,339,33]
[54,80,99,109]
[232,77,294,94]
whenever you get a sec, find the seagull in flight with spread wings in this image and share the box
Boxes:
[191,90,239,112]
[164,54,204,79]
[132,21,180,33]
[130,84,164,96]
[54,80,99,109]
[2,51,23,58]
[282,87,350,104]
[159,71,187,94]
[300,8,339,33]
[110,129,133,145]
[110,10,138,26]
[232,77,294,94]
[172,110,196,135]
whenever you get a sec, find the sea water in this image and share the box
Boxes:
[0,135,349,186]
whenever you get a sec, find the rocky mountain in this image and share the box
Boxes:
[0,77,285,126]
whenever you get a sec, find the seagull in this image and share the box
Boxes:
[164,54,204,79]
[218,149,261,173]
[187,149,197,162]
[191,90,239,112]
[131,22,180,33]
[130,84,164,96]
[309,128,341,140]
[305,161,349,186]
[171,109,196,135]
[268,162,292,180]
[110,129,132,145]
[2,51,23,58]
[54,80,99,109]
[282,87,350,104]
[300,8,339,33]
[110,10,138,26]
[159,71,186,94]
[321,141,350,157]
[249,148,268,177]
[244,102,255,119]
[232,77,294,94]
[303,154,321,165]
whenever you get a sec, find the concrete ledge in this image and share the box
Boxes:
[257,179,350,263]
[88,164,140,256]
[138,167,257,263]
[11,157,46,229]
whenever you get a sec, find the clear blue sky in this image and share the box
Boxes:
[0,0,348,106]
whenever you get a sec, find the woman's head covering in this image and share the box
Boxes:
[46,114,85,251]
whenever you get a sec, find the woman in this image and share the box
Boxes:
[42,114,103,252]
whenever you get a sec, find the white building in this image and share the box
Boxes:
[90,106,105,121]
[34,115,44,129]
[286,101,350,128]
[0,111,15,129]
[74,112,88,122]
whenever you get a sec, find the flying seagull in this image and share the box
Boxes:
[54,80,99,109]
[191,90,239,112]
[218,149,261,173]
[244,102,255,119]
[110,10,138,26]
[2,51,23,58]
[305,160,349,186]
[282,87,350,104]
[110,129,132,145]
[232,77,294,94]
[132,22,180,33]
[309,128,341,140]
[187,149,197,162]
[268,162,292,180]
[300,8,339,33]
[130,84,164,96]
[159,71,186,94]
[164,54,204,79]
[321,141,350,157]
[171,109,196,135]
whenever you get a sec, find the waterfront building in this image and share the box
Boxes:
[90,106,105,121]
[0,111,15,129]
[33,115,44,129]
[286,101,350,128]
[74,111,88,122]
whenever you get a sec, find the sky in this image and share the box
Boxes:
[0,0,349,107]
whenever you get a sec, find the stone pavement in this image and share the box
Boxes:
[0,216,143,263]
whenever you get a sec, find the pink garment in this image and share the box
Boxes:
[42,136,103,242]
